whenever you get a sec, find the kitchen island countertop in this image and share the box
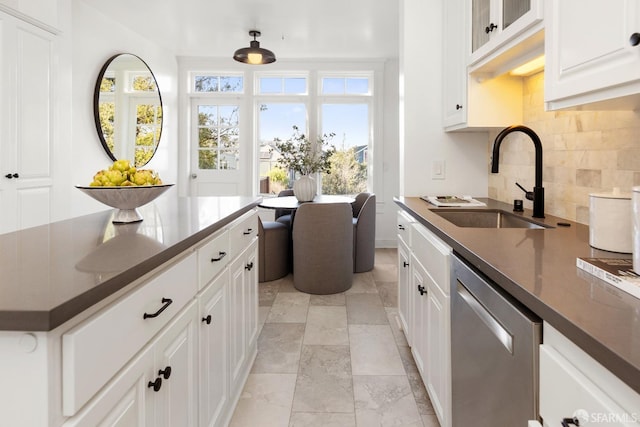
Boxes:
[0,195,261,332]
[395,196,640,394]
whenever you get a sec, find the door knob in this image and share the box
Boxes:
[630,32,640,46]
[158,366,172,380]
[147,377,162,392]
[191,173,198,179]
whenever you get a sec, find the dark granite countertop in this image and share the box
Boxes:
[0,195,261,332]
[395,196,640,394]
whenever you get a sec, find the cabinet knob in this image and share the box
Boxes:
[158,366,172,380]
[630,32,640,46]
[456,104,463,110]
[403,261,409,268]
[485,23,497,34]
[398,225,405,230]
[148,377,162,392]
[417,284,426,295]
[561,418,580,427]
[243,228,253,235]
[245,262,254,271]
[4,173,18,179]
[202,314,212,324]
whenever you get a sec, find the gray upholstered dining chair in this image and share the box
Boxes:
[275,189,294,228]
[292,202,353,294]
[258,217,290,282]
[352,192,376,272]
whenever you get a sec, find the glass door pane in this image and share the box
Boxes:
[503,0,530,29]
[472,0,492,52]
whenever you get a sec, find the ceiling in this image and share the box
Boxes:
[81,0,400,59]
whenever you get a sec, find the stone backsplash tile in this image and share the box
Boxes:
[488,72,640,225]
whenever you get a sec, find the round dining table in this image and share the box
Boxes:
[258,194,355,210]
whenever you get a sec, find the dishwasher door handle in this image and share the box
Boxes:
[457,280,513,354]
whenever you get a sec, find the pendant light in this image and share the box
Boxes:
[233,30,276,65]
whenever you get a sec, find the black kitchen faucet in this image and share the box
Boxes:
[491,125,545,218]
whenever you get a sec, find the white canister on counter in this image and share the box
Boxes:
[590,188,632,253]
[633,187,640,272]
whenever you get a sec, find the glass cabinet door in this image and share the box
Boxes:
[471,0,491,52]
[503,0,530,29]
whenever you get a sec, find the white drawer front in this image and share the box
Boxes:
[397,210,414,246]
[540,345,638,427]
[411,223,451,295]
[229,210,258,260]
[198,230,229,289]
[62,253,198,416]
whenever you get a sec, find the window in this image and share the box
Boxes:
[196,104,240,170]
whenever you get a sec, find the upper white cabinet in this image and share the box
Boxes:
[544,0,640,110]
[0,10,56,233]
[0,0,59,30]
[443,0,526,131]
[469,0,544,66]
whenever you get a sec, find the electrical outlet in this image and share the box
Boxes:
[432,160,445,180]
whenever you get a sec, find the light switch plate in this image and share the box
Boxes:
[432,160,445,180]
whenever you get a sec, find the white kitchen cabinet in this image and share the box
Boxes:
[539,323,640,427]
[228,238,259,400]
[397,210,415,338]
[443,0,526,131]
[0,10,57,234]
[396,214,452,427]
[544,0,640,110]
[0,0,59,31]
[198,272,229,427]
[64,301,197,427]
[469,0,544,66]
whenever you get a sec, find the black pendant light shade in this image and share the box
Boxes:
[233,30,276,65]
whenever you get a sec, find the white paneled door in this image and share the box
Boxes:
[0,10,55,234]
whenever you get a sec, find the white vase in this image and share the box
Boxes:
[293,175,316,202]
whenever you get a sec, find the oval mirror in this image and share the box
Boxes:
[93,53,163,167]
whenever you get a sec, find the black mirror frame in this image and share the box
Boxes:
[92,53,164,166]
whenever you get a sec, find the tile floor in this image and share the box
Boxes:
[229,248,441,427]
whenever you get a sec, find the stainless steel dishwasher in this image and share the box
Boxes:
[451,255,542,426]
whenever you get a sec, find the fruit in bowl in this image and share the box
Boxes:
[77,160,173,223]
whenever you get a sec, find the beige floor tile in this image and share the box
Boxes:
[421,414,441,427]
[349,324,405,375]
[252,323,305,374]
[374,248,398,265]
[346,293,389,324]
[346,272,378,294]
[385,307,409,347]
[353,375,423,427]
[303,306,349,345]
[229,373,297,427]
[266,292,310,323]
[397,345,419,374]
[258,306,271,335]
[310,293,346,306]
[372,263,398,282]
[292,345,354,413]
[375,281,398,307]
[408,372,435,415]
[276,274,298,292]
[289,412,356,427]
[259,281,280,306]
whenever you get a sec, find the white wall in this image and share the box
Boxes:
[68,0,179,217]
[399,0,488,199]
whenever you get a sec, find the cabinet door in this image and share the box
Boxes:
[503,0,531,30]
[63,346,154,427]
[409,254,429,377]
[443,0,468,128]
[426,279,451,427]
[244,239,259,351]
[471,0,493,53]
[397,238,411,341]
[153,302,198,427]
[0,11,55,233]
[545,0,640,109]
[199,273,228,427]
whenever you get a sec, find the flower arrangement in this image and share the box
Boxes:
[272,126,336,175]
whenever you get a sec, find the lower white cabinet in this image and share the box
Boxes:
[64,301,198,427]
[198,273,228,427]
[539,323,640,427]
[397,215,452,427]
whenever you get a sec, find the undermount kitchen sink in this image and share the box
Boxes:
[432,209,551,229]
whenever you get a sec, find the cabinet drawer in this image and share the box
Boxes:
[62,253,197,416]
[229,209,258,260]
[540,345,637,427]
[411,223,451,294]
[397,210,415,246]
[198,230,229,289]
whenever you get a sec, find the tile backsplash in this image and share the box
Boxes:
[487,72,640,224]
